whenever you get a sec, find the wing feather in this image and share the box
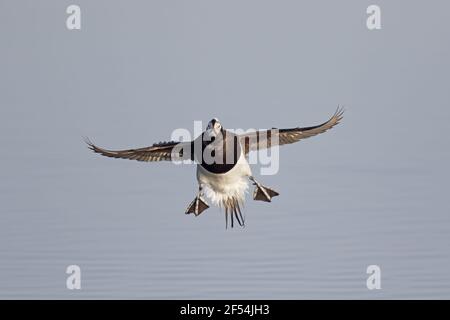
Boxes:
[240,107,344,154]
[85,138,192,162]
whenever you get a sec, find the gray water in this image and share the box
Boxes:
[1,0,450,299]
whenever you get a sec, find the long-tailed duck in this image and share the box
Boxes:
[86,108,343,228]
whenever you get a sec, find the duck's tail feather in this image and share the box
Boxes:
[224,197,245,229]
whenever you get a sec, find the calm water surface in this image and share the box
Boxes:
[1,0,449,299]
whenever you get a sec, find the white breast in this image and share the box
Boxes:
[196,152,252,208]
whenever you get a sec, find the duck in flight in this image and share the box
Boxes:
[86,108,344,228]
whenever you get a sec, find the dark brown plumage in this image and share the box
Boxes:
[84,138,191,162]
[85,107,344,165]
[240,107,344,155]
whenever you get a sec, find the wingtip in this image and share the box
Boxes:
[334,105,345,122]
[83,136,96,151]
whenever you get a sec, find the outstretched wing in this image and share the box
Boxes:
[85,138,193,162]
[239,107,344,154]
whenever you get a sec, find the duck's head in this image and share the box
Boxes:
[205,118,223,138]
